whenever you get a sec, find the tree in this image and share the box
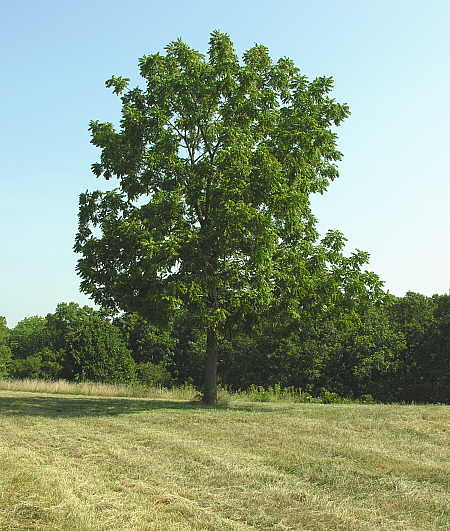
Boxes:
[114,312,176,387]
[7,316,60,380]
[427,295,450,403]
[218,235,391,397]
[388,293,449,402]
[46,303,135,383]
[114,312,176,365]
[0,316,12,379]
[8,316,50,360]
[75,31,352,403]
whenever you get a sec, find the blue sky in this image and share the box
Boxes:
[2,0,449,327]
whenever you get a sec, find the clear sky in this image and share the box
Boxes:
[2,0,449,327]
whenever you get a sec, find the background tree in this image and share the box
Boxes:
[0,316,12,379]
[8,316,50,360]
[426,294,450,403]
[388,292,450,403]
[114,312,175,386]
[218,233,392,397]
[46,303,135,383]
[75,31,355,403]
[7,316,59,380]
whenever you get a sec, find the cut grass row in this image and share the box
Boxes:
[0,384,448,530]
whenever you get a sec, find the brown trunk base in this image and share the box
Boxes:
[202,326,218,405]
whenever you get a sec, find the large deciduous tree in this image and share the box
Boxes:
[75,32,352,403]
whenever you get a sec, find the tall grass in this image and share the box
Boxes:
[0,378,198,401]
[232,383,351,403]
[0,379,392,404]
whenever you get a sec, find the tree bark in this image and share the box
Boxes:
[203,326,218,404]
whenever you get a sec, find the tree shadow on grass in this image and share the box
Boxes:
[0,394,284,418]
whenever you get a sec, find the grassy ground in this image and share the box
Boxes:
[0,379,326,404]
[0,390,448,530]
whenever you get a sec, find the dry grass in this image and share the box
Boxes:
[0,378,198,401]
[0,389,448,530]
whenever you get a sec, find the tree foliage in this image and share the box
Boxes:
[7,316,58,380]
[8,316,50,360]
[0,316,12,379]
[3,292,448,403]
[47,303,135,383]
[388,293,449,402]
[74,32,364,402]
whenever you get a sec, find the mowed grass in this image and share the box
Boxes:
[0,390,448,530]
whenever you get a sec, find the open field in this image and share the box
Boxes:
[0,390,448,530]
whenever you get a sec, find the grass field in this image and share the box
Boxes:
[0,387,448,530]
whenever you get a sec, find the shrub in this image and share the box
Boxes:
[320,389,347,404]
[294,391,320,403]
[247,385,271,402]
[360,393,376,403]
[136,362,174,387]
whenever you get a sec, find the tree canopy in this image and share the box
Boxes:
[75,32,381,403]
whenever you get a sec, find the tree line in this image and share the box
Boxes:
[1,291,448,403]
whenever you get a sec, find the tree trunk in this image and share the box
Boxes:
[203,326,218,404]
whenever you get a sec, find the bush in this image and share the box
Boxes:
[247,385,271,402]
[320,389,347,404]
[294,391,320,403]
[360,393,376,404]
[136,362,174,387]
